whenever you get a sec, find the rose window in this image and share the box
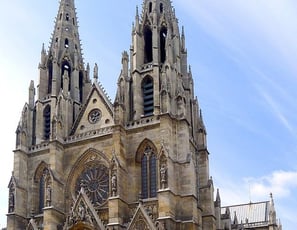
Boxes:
[88,109,101,124]
[76,164,109,207]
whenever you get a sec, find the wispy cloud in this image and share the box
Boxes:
[256,88,295,136]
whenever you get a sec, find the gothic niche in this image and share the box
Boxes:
[8,184,15,213]
[110,155,118,197]
[75,164,109,207]
[159,155,168,189]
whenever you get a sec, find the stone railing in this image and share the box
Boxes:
[28,127,113,153]
[65,127,114,144]
[141,63,153,72]
[28,143,49,153]
[125,116,160,130]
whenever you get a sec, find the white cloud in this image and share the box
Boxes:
[217,170,297,203]
[247,170,297,199]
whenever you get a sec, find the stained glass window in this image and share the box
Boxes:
[150,154,157,197]
[76,164,109,207]
[141,155,148,199]
[39,174,45,213]
[141,148,157,199]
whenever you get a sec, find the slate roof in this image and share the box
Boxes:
[222,201,270,226]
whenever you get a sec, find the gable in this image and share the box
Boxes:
[64,188,105,230]
[127,204,157,230]
[72,84,114,135]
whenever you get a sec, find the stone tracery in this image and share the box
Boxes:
[75,163,109,207]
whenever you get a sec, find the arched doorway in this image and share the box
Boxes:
[69,222,94,230]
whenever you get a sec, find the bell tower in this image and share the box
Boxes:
[114,0,216,229]
[115,0,194,123]
[34,0,92,144]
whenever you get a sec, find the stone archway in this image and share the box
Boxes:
[69,221,94,230]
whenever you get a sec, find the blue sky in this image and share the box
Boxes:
[0,0,296,229]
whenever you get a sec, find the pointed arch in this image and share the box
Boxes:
[142,76,154,116]
[143,25,153,63]
[160,3,164,13]
[136,139,158,199]
[61,60,71,91]
[8,174,17,213]
[66,148,110,210]
[34,162,52,214]
[47,60,53,94]
[149,2,153,13]
[160,26,167,63]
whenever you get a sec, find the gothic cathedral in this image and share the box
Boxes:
[6,0,281,230]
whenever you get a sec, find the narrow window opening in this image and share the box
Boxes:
[142,77,154,116]
[160,3,164,13]
[144,26,153,63]
[61,61,71,91]
[150,154,157,197]
[59,13,62,20]
[64,38,69,48]
[79,71,83,102]
[160,27,167,63]
[43,105,51,140]
[141,146,157,199]
[39,175,45,213]
[149,2,152,13]
[32,108,36,145]
[141,155,148,199]
[129,80,134,121]
[73,18,75,25]
[66,13,69,21]
[48,61,53,94]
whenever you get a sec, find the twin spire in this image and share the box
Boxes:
[49,0,83,66]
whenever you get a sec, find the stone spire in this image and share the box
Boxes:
[33,0,92,144]
[49,0,83,64]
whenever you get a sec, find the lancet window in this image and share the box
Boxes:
[43,105,51,140]
[141,146,157,199]
[142,76,154,116]
[144,26,153,63]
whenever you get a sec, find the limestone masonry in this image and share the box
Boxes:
[6,0,281,229]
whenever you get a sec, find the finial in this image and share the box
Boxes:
[234,211,238,224]
[29,80,34,89]
[216,188,221,202]
[93,63,98,81]
[136,5,139,17]
[42,43,46,53]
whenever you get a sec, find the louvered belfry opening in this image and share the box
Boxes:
[43,105,51,140]
[142,76,154,116]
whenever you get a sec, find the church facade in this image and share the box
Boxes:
[6,0,281,230]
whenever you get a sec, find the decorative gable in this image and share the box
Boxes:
[127,203,157,230]
[71,83,114,135]
[64,187,105,230]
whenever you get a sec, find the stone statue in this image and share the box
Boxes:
[111,173,117,196]
[160,164,167,189]
[94,63,98,80]
[78,204,85,221]
[46,185,52,207]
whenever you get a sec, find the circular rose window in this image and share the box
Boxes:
[88,109,101,124]
[76,164,109,207]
